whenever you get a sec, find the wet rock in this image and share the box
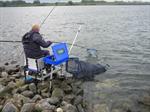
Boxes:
[0,105,3,111]
[35,99,56,111]
[93,104,109,112]
[1,72,8,79]
[21,90,34,98]
[41,92,49,98]
[52,88,64,100]
[74,95,83,105]
[48,97,60,105]
[20,103,36,112]
[5,66,20,75]
[138,94,150,106]
[18,85,29,92]
[42,110,53,112]
[63,94,75,104]
[7,81,16,89]
[2,102,19,112]
[75,88,84,96]
[13,94,31,106]
[62,104,77,112]
[32,95,42,102]
[0,66,5,73]
[29,83,36,93]
[61,82,72,94]
[12,73,21,79]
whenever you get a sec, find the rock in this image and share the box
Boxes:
[13,94,31,106]
[56,108,63,112]
[62,104,77,112]
[41,92,49,98]
[20,103,36,112]
[75,88,84,96]
[52,88,64,100]
[21,90,34,98]
[0,105,3,111]
[63,94,75,104]
[12,73,21,79]
[19,85,29,92]
[29,83,36,93]
[32,95,42,102]
[61,82,72,94]
[42,110,53,112]
[7,81,16,89]
[35,99,56,111]
[74,95,83,105]
[93,104,109,112]
[1,72,8,79]
[2,102,19,112]
[0,66,5,73]
[138,94,150,106]
[48,97,60,105]
[5,66,20,75]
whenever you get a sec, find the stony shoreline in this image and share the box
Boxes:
[0,63,88,112]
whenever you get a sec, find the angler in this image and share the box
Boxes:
[22,24,52,59]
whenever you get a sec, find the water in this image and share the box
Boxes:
[0,6,150,111]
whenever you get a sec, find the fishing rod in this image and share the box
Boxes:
[0,40,101,52]
[69,25,82,54]
[40,6,56,28]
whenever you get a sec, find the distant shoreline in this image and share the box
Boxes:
[0,1,150,7]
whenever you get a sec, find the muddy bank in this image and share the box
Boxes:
[0,62,88,112]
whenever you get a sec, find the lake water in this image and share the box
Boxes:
[0,6,150,111]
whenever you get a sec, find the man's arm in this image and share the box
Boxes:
[33,33,52,48]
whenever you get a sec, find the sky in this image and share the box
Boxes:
[0,0,150,2]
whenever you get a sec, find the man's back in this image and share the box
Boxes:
[22,30,51,59]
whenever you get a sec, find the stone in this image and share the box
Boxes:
[13,94,31,106]
[93,104,109,112]
[7,81,16,89]
[32,95,42,102]
[12,73,21,79]
[62,104,77,112]
[20,103,36,112]
[2,102,19,112]
[29,83,37,93]
[0,105,3,111]
[52,88,64,100]
[56,108,63,112]
[19,85,29,92]
[74,95,83,105]
[41,92,49,98]
[1,72,8,79]
[138,94,150,106]
[21,90,34,98]
[63,94,75,104]
[42,110,53,112]
[48,97,60,105]
[61,81,72,94]
[35,99,56,111]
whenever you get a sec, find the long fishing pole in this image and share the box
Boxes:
[0,40,101,52]
[69,25,82,54]
[40,6,56,28]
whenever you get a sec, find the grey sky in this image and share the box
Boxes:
[1,0,150,2]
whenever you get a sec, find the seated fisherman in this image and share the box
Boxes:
[22,24,52,59]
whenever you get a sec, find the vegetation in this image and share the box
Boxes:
[0,0,150,7]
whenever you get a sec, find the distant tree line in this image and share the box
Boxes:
[0,0,150,7]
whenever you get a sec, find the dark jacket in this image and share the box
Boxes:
[22,31,52,59]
